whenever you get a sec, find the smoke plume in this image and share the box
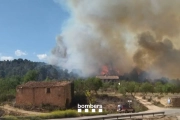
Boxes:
[50,0,180,78]
[134,32,180,78]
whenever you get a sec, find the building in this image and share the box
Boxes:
[170,97,180,107]
[15,81,73,108]
[96,75,120,83]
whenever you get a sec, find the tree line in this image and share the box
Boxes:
[0,58,79,80]
[72,78,180,105]
[101,80,180,95]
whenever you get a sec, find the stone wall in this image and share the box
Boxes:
[171,97,180,107]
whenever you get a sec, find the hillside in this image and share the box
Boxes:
[0,58,80,102]
[0,58,79,80]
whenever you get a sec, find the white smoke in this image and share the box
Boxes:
[50,0,180,78]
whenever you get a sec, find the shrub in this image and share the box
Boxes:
[39,109,107,119]
[147,98,151,102]
[0,94,15,102]
[40,103,61,111]
[133,104,148,112]
[147,96,152,102]
[39,110,79,119]
[65,110,79,117]
[153,101,164,107]
[156,95,164,99]
[142,96,146,99]
[157,96,161,99]
[154,94,158,97]
[80,110,107,116]
[132,97,148,112]
[2,116,18,120]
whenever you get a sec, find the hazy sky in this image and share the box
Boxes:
[0,0,69,61]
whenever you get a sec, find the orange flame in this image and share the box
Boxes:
[100,65,120,75]
[101,65,109,75]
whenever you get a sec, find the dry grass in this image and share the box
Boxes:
[136,93,180,107]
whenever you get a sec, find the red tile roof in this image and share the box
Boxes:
[17,81,71,88]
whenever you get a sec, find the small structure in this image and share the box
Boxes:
[170,97,180,107]
[96,76,119,83]
[15,81,73,108]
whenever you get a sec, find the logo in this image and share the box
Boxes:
[77,104,103,113]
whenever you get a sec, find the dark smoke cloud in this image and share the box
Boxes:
[134,32,180,78]
[50,0,180,78]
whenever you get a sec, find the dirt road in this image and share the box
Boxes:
[0,104,46,116]
[135,96,163,111]
[135,96,180,120]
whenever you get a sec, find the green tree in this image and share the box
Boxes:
[118,86,127,96]
[101,82,110,92]
[134,82,140,95]
[23,70,38,83]
[162,83,175,94]
[140,82,153,95]
[154,82,163,94]
[126,81,136,95]
[85,77,102,94]
[45,76,51,81]
[74,79,86,94]
[118,81,127,96]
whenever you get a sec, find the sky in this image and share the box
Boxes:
[0,0,69,62]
